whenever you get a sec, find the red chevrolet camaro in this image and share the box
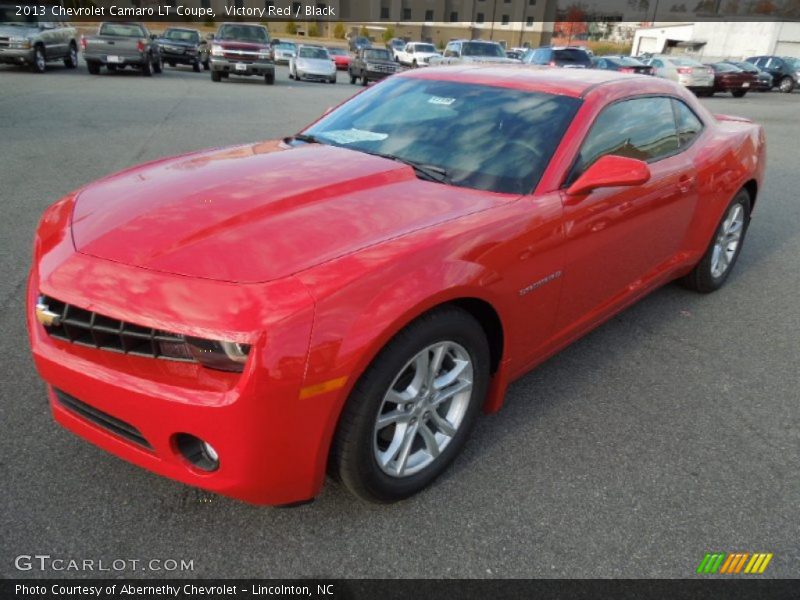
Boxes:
[28,67,765,505]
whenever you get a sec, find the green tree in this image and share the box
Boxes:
[285,21,298,35]
[360,25,369,37]
[382,26,395,43]
[334,22,346,39]
[308,23,319,37]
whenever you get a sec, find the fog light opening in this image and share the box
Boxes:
[176,433,219,472]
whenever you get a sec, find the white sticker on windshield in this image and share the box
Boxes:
[428,96,456,106]
[323,128,388,144]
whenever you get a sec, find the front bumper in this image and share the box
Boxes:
[161,48,200,65]
[210,57,274,76]
[27,199,342,505]
[0,47,34,64]
[296,68,336,81]
[364,68,396,80]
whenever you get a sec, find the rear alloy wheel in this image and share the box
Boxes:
[332,307,490,503]
[153,56,163,74]
[86,60,100,75]
[64,43,78,68]
[778,76,795,93]
[31,46,46,73]
[211,69,221,82]
[680,189,751,293]
[141,57,152,76]
[731,89,747,98]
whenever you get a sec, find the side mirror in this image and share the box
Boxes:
[566,155,650,197]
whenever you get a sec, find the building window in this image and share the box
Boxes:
[403,7,411,19]
[380,5,389,18]
[450,11,458,21]
[501,14,509,24]
[526,16,534,26]
[476,12,484,23]
[425,9,433,20]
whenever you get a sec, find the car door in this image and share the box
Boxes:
[554,96,699,332]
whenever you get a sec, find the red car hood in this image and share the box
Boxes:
[71,141,505,283]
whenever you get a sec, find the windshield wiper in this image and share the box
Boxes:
[359,150,452,185]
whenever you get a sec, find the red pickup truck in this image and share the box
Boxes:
[209,22,275,85]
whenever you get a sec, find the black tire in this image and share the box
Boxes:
[778,76,795,93]
[193,60,201,73]
[349,73,356,84]
[680,189,752,293]
[64,42,78,68]
[412,59,418,68]
[731,89,747,98]
[211,69,221,82]
[141,57,152,76]
[153,56,163,74]
[265,71,275,85]
[168,61,176,67]
[31,45,46,73]
[362,74,368,86]
[86,60,100,75]
[331,306,490,503]
[329,76,336,84]
[202,60,210,71]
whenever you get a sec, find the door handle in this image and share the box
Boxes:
[678,175,695,193]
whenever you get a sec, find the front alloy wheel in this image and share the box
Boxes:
[332,306,490,503]
[374,342,473,478]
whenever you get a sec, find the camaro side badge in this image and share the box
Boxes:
[35,297,61,327]
[519,271,562,296]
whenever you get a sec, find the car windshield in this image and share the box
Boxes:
[553,49,590,63]
[364,48,391,61]
[164,29,199,43]
[277,42,295,50]
[391,40,405,48]
[415,44,437,53]
[216,25,269,43]
[299,47,329,59]
[611,56,645,66]
[304,78,581,195]
[461,42,505,57]
[100,23,147,38]
[669,57,703,67]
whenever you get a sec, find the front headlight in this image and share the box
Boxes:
[258,50,271,60]
[210,44,223,57]
[9,37,32,49]
[185,337,251,372]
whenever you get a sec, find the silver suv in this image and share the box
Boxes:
[0,6,78,73]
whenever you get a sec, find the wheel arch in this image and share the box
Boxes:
[742,178,758,210]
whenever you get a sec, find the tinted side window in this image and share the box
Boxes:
[573,97,679,179]
[672,99,703,148]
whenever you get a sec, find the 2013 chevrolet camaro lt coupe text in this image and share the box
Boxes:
[27,67,765,505]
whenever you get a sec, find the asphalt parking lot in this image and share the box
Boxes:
[1,59,798,579]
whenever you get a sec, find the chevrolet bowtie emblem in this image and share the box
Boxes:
[35,297,61,327]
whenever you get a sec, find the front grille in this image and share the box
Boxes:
[54,388,152,450]
[0,38,10,48]
[38,295,193,362]
[371,64,395,73]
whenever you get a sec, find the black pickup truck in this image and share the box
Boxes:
[348,47,398,86]
[157,27,209,72]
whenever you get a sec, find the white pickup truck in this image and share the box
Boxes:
[395,42,441,68]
